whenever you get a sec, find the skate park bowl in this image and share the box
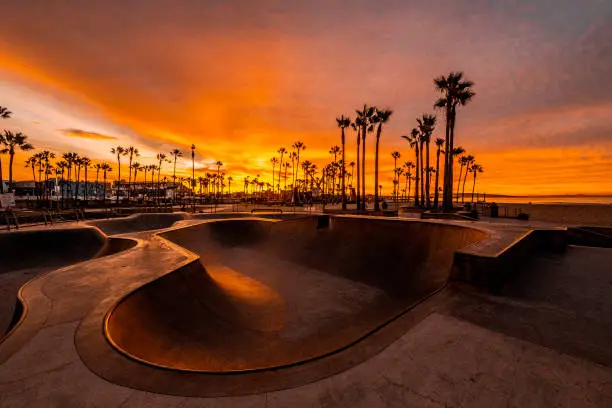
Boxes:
[105,216,489,373]
[0,227,136,337]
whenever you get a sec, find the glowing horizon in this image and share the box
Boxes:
[1,1,611,196]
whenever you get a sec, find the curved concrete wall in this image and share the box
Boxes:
[89,213,189,235]
[106,216,488,372]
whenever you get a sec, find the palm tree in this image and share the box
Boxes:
[101,163,112,201]
[335,115,350,209]
[94,163,103,199]
[1,131,34,192]
[156,153,168,202]
[40,151,55,201]
[227,175,233,196]
[215,161,223,197]
[401,128,420,207]
[470,164,483,203]
[301,160,312,192]
[169,148,183,203]
[403,161,415,201]
[351,121,361,209]
[111,146,126,204]
[434,72,475,211]
[291,141,306,193]
[131,162,141,198]
[277,147,286,194]
[417,114,436,208]
[433,138,445,209]
[329,145,341,196]
[80,157,91,201]
[0,106,11,119]
[372,109,393,211]
[270,157,279,195]
[356,105,376,211]
[452,146,466,202]
[461,155,475,203]
[125,146,139,201]
[456,155,467,203]
[73,156,84,201]
[390,151,401,202]
[190,144,196,209]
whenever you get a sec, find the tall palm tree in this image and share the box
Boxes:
[111,146,126,204]
[277,147,286,194]
[101,163,112,201]
[25,155,37,195]
[372,109,393,211]
[433,138,445,209]
[291,141,306,193]
[0,106,11,119]
[391,151,401,201]
[336,115,350,209]
[0,106,10,193]
[94,163,103,199]
[125,146,139,201]
[403,161,414,201]
[170,148,183,201]
[417,114,436,208]
[470,164,483,203]
[356,104,376,211]
[351,120,361,209]
[1,131,34,192]
[270,157,279,195]
[227,176,233,196]
[283,161,290,192]
[215,160,223,197]
[40,151,55,201]
[190,144,196,209]
[329,145,341,196]
[452,146,466,202]
[401,128,420,207]
[73,156,84,201]
[80,156,91,201]
[156,153,168,202]
[131,162,141,198]
[461,155,475,203]
[55,161,66,204]
[434,72,475,211]
[457,155,468,203]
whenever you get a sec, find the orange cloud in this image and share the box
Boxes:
[61,129,117,141]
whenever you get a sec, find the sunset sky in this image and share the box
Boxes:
[1,0,611,195]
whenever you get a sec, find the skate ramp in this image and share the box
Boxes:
[89,213,189,235]
[105,216,488,372]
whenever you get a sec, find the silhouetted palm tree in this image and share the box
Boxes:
[1,131,34,192]
[277,147,286,194]
[101,163,112,201]
[351,120,361,209]
[270,157,279,195]
[470,164,483,203]
[336,115,350,209]
[0,106,12,119]
[170,148,183,199]
[452,146,466,202]
[156,153,168,201]
[131,162,141,198]
[292,141,306,193]
[401,128,420,207]
[80,157,91,201]
[283,161,290,192]
[356,105,376,210]
[434,72,475,211]
[215,160,223,197]
[461,155,475,203]
[126,146,139,201]
[94,163,103,199]
[433,138,444,209]
[391,151,401,201]
[372,109,393,211]
[111,146,126,204]
[417,114,436,208]
[190,144,196,208]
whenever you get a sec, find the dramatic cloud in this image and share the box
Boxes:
[61,128,117,141]
[0,0,611,194]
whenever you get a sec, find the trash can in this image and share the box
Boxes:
[490,202,499,218]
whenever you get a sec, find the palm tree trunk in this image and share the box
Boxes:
[356,134,361,210]
[116,158,121,205]
[0,156,4,194]
[373,124,381,211]
[414,145,420,207]
[361,127,366,211]
[8,152,14,191]
[456,164,464,203]
[84,167,88,203]
[462,165,470,203]
[442,107,452,211]
[434,149,441,209]
[471,172,477,203]
[425,141,431,208]
[419,141,425,207]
